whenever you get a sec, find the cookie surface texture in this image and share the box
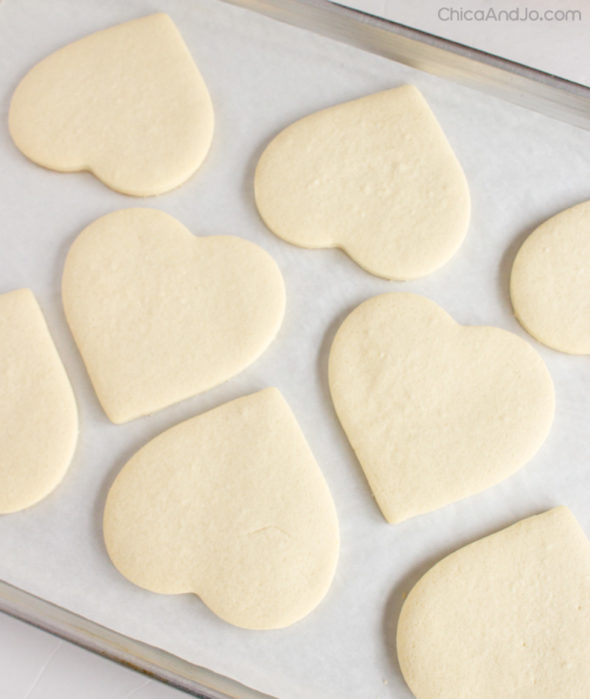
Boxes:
[0,289,78,513]
[329,293,554,522]
[62,208,285,423]
[9,14,214,196]
[103,388,340,630]
[255,86,470,280]
[397,507,590,698]
[511,200,590,354]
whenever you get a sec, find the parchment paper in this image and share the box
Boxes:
[1,1,589,697]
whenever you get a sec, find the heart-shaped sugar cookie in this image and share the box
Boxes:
[9,14,214,196]
[103,388,340,630]
[255,86,470,280]
[0,289,78,513]
[511,200,590,354]
[62,209,285,423]
[397,507,590,698]
[329,293,554,523]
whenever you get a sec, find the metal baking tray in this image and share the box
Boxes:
[1,1,589,697]
[226,0,590,130]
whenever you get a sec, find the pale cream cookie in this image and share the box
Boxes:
[103,388,340,630]
[511,200,590,354]
[0,289,78,513]
[9,14,214,196]
[255,86,470,280]
[62,208,285,423]
[329,293,554,522]
[397,507,590,698]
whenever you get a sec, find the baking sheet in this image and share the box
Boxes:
[336,0,590,87]
[1,1,589,697]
